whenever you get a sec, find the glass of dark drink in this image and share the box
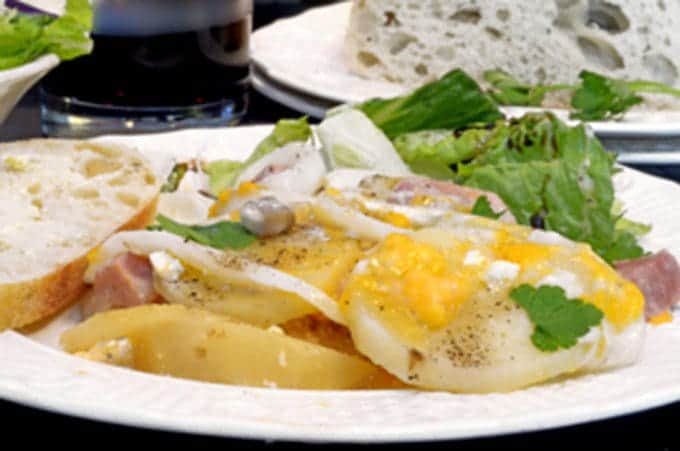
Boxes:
[40,0,252,137]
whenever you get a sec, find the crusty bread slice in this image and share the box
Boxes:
[345,0,680,89]
[0,139,160,330]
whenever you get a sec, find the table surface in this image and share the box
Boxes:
[2,3,680,449]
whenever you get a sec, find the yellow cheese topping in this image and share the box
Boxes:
[208,182,260,218]
[575,249,645,328]
[343,234,470,330]
[649,311,673,326]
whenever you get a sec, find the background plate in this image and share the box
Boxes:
[1,126,680,443]
[251,2,680,139]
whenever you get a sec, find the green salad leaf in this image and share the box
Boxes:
[0,0,93,70]
[204,117,311,194]
[203,160,243,195]
[482,68,680,121]
[247,117,312,162]
[393,128,490,179]
[359,69,503,139]
[471,196,503,220]
[483,70,571,107]
[391,112,646,263]
[150,215,255,250]
[570,71,643,121]
[510,284,604,352]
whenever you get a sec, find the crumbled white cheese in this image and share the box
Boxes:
[463,250,486,266]
[278,351,288,368]
[149,251,184,282]
[528,229,571,246]
[539,270,584,298]
[485,260,520,285]
[76,338,134,367]
[263,379,278,389]
[266,325,285,335]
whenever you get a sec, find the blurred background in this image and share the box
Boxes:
[1,0,342,140]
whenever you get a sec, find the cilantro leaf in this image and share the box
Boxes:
[510,284,604,352]
[471,196,503,220]
[570,71,643,121]
[151,215,255,250]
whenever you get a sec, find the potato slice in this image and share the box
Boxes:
[61,304,380,390]
[153,272,317,328]
[152,227,363,328]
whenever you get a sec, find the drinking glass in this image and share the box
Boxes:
[40,0,252,137]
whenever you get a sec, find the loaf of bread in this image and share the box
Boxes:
[344,0,680,89]
[0,140,160,330]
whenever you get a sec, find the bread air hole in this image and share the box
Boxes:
[415,64,429,76]
[449,8,482,24]
[83,159,123,178]
[587,1,630,34]
[73,187,100,200]
[577,35,624,70]
[496,9,510,22]
[357,51,383,68]
[485,27,504,40]
[116,192,140,208]
[643,54,678,85]
[27,183,40,195]
[388,33,417,55]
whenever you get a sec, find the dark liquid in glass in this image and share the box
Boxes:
[42,18,250,108]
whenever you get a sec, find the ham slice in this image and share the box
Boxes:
[616,251,680,319]
[81,253,161,318]
[393,177,516,223]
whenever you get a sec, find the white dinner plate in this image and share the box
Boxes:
[251,2,680,139]
[2,126,680,443]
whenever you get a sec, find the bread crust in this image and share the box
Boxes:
[1,196,159,331]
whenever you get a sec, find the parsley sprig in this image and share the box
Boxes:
[510,284,604,352]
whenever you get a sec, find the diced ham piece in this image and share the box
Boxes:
[393,177,516,223]
[81,252,161,318]
[615,251,680,319]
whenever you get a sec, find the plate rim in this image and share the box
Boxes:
[251,2,680,139]
[2,125,680,443]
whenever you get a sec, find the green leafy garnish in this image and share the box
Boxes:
[482,68,680,121]
[393,128,490,180]
[484,70,571,107]
[203,117,311,194]
[359,69,503,139]
[0,0,93,70]
[471,196,503,219]
[203,160,243,195]
[160,163,188,193]
[150,215,255,250]
[393,112,646,262]
[247,117,312,162]
[570,71,643,121]
[510,284,604,352]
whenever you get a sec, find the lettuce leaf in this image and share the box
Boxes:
[392,129,489,179]
[317,109,411,176]
[359,69,503,139]
[0,0,92,70]
[483,70,571,107]
[395,112,645,263]
[204,117,311,194]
